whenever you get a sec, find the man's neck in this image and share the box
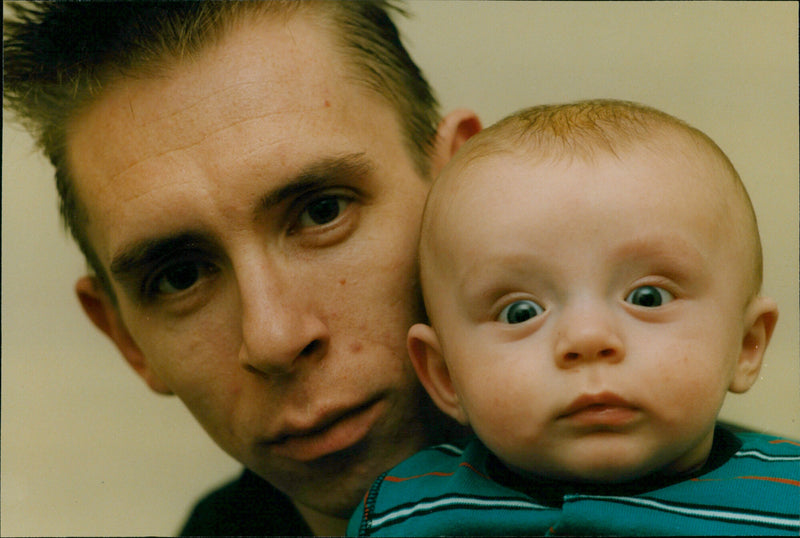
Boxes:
[292,500,349,536]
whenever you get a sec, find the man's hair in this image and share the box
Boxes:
[3,0,440,298]
[425,99,764,294]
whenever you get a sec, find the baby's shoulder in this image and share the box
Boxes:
[706,430,800,484]
[377,438,478,483]
[733,431,800,455]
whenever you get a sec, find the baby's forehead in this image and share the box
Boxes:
[423,126,760,293]
[426,131,742,250]
[438,133,722,204]
[452,123,737,192]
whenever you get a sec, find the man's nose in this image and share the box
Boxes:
[236,262,330,376]
[553,301,625,368]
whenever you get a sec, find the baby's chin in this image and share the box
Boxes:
[559,466,656,484]
[506,455,702,485]
[497,429,715,485]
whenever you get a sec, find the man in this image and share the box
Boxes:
[3,1,480,535]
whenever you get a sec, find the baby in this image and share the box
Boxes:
[349,100,800,536]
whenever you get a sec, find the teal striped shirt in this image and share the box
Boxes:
[348,427,800,536]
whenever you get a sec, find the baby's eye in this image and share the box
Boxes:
[625,285,674,307]
[298,196,349,228]
[498,300,544,324]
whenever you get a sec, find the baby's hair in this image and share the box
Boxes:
[454,99,728,168]
[424,99,764,297]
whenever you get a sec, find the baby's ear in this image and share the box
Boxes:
[729,295,779,393]
[407,323,469,425]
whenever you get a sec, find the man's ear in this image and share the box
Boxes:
[75,276,173,395]
[428,108,482,179]
[407,323,468,425]
[729,295,779,393]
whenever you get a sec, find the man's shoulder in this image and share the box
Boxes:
[180,469,312,536]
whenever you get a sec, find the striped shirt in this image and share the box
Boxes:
[348,427,800,536]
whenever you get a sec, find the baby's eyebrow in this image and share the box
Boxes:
[612,235,705,266]
[456,254,552,299]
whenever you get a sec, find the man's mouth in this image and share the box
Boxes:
[559,392,639,427]
[264,398,384,463]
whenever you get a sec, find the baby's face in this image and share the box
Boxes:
[420,145,770,482]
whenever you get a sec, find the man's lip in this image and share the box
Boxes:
[263,398,383,463]
[559,392,639,426]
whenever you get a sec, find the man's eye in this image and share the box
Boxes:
[498,300,544,324]
[149,261,211,296]
[298,196,349,227]
[625,285,674,307]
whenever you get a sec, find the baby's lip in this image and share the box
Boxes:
[560,392,637,417]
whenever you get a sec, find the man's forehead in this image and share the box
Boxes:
[62,11,394,267]
[78,17,338,144]
[64,11,360,189]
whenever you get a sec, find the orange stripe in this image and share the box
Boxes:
[384,462,489,483]
[691,475,800,486]
[384,471,456,482]
[459,461,490,480]
[737,475,800,487]
[770,439,800,447]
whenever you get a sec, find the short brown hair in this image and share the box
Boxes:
[4,0,440,297]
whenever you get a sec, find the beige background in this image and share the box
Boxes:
[2,1,797,535]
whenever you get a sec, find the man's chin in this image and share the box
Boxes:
[294,487,367,521]
[270,468,375,522]
[250,443,387,516]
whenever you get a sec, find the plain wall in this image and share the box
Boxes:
[2,2,797,535]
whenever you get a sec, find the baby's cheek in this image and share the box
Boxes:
[468,392,532,442]
[651,351,727,421]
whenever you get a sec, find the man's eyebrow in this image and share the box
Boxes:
[257,152,373,211]
[109,232,215,283]
[109,154,373,283]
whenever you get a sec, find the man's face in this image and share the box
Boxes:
[67,15,433,516]
[422,146,763,482]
